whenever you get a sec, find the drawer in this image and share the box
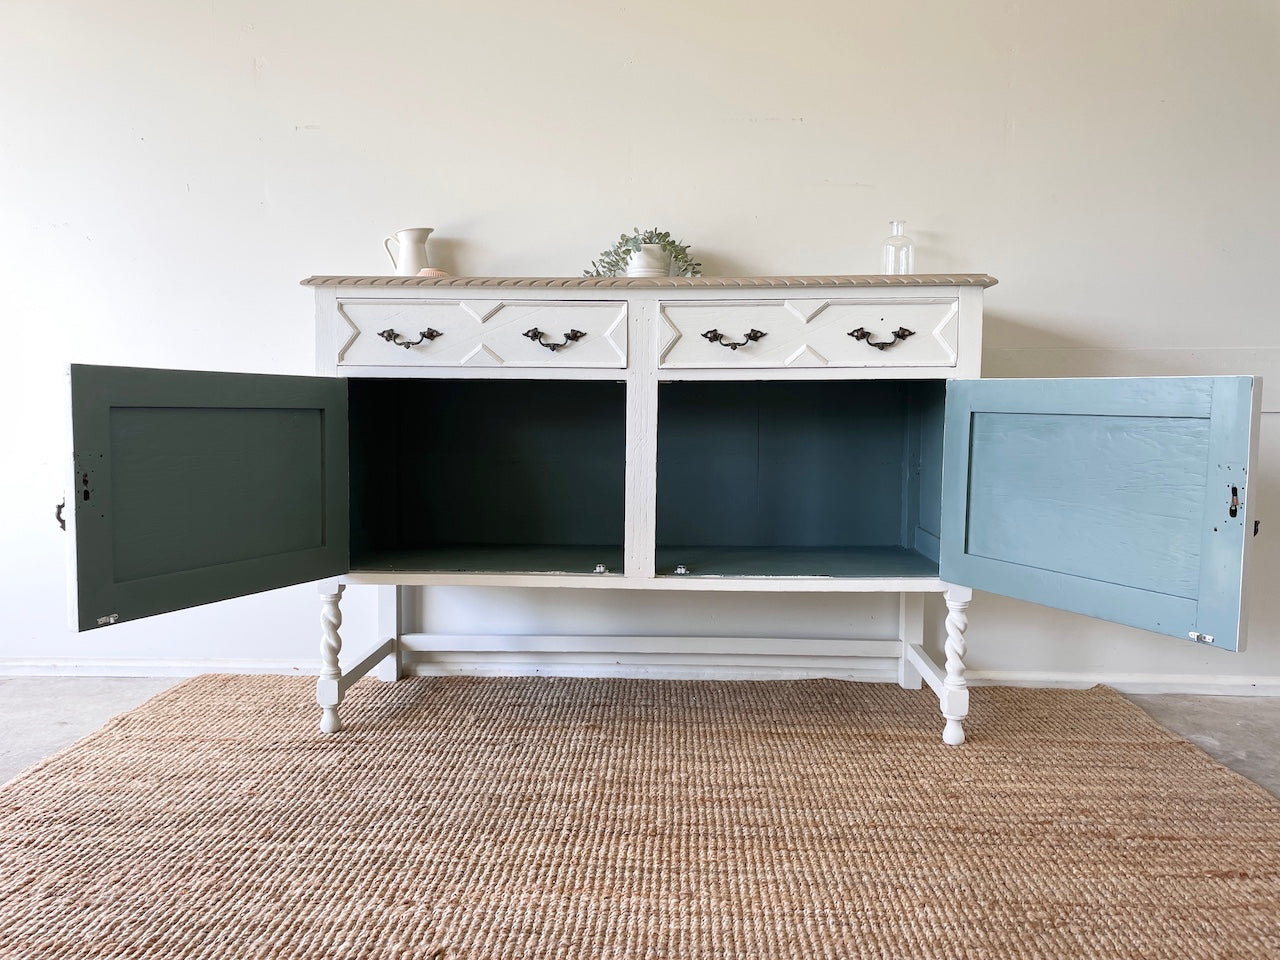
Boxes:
[657,298,960,369]
[335,299,628,368]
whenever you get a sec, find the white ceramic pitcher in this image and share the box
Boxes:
[384,227,434,276]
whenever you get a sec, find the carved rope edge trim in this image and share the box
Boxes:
[301,274,999,289]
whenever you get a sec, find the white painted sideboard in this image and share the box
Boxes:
[66,274,1260,745]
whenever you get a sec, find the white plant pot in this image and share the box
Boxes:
[625,244,672,278]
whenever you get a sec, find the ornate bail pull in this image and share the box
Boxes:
[378,328,443,349]
[524,328,586,351]
[847,325,914,350]
[702,329,766,350]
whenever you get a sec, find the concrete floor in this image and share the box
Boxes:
[1125,692,1280,798]
[0,677,177,785]
[0,678,1277,798]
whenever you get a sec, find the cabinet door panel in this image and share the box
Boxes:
[68,365,348,631]
[940,377,1259,651]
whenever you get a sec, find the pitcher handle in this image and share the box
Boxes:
[383,236,398,267]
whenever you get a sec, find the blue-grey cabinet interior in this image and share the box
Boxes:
[656,380,945,578]
[69,364,1259,653]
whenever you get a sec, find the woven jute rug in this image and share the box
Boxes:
[1,676,1278,959]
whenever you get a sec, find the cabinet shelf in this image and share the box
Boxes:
[349,545,624,576]
[654,546,939,579]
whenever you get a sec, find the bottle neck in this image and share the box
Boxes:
[889,220,906,236]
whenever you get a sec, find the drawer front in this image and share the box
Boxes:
[336,299,628,368]
[657,298,960,369]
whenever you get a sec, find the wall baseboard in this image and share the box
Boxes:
[0,658,313,678]
[3,657,1279,696]
[967,670,1280,696]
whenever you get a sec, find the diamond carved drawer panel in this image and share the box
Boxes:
[657,299,960,369]
[336,300,628,368]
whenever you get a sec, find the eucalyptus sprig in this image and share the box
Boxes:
[585,228,702,278]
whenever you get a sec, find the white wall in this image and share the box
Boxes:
[4,0,1279,689]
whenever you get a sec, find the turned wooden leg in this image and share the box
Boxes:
[940,585,972,745]
[317,581,345,733]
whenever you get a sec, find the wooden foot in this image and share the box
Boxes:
[320,706,342,734]
[317,582,345,734]
[942,718,966,746]
[940,585,971,745]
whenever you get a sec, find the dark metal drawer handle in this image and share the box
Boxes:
[847,326,914,350]
[702,329,766,350]
[524,328,585,351]
[378,328,443,349]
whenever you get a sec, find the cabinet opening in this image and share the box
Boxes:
[656,380,945,578]
[348,379,626,574]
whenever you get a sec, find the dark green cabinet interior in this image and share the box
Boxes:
[348,379,627,574]
[656,380,945,578]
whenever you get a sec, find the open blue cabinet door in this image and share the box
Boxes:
[68,365,349,631]
[940,377,1260,651]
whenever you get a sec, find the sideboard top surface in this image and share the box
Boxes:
[301,274,998,289]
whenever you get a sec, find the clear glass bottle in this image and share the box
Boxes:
[881,220,915,275]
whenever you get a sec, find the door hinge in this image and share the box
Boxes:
[96,614,120,626]
[1188,631,1214,644]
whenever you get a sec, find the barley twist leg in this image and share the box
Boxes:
[318,583,345,733]
[941,586,972,745]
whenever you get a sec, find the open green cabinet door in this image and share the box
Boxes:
[67,365,349,631]
[940,376,1260,651]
